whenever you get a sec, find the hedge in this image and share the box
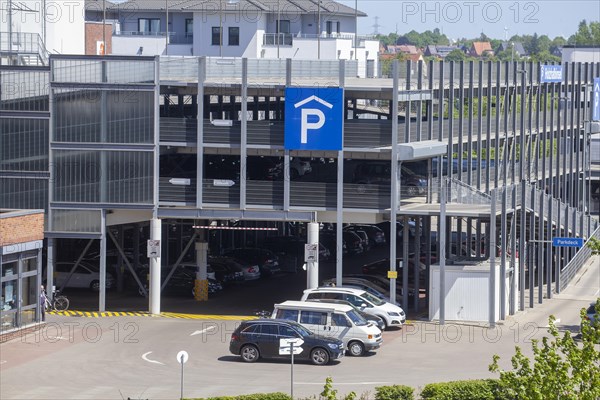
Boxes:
[190,393,292,400]
[420,379,511,400]
[374,385,415,400]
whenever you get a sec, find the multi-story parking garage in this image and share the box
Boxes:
[1,54,599,326]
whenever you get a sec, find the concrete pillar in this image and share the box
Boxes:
[194,241,209,301]
[307,222,319,289]
[149,218,162,315]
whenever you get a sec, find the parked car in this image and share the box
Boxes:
[229,319,345,365]
[136,267,222,297]
[222,248,281,277]
[322,277,402,304]
[262,236,330,261]
[352,162,427,196]
[179,263,217,281]
[319,231,348,259]
[361,258,427,288]
[272,301,382,356]
[344,224,386,247]
[306,298,386,331]
[344,228,370,251]
[208,256,258,282]
[376,220,419,240]
[51,261,115,291]
[342,231,364,255]
[302,287,406,330]
[289,158,313,179]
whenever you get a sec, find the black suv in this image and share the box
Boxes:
[229,319,344,365]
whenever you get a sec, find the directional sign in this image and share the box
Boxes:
[147,240,161,258]
[213,179,235,187]
[540,65,563,83]
[279,338,304,355]
[304,244,319,263]
[593,77,600,121]
[552,237,584,247]
[284,88,343,151]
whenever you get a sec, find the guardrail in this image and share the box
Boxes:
[559,225,600,292]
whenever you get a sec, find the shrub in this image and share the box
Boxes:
[374,384,415,400]
[191,393,292,400]
[420,379,509,400]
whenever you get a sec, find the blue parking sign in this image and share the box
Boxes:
[284,87,343,151]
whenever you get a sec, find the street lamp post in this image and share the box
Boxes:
[165,0,168,55]
[277,0,281,59]
[354,0,357,60]
[317,0,321,59]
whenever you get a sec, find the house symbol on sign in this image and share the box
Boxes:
[294,95,333,144]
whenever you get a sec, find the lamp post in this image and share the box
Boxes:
[354,0,357,60]
[317,0,321,59]
[165,0,168,55]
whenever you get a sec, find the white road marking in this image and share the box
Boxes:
[190,326,216,336]
[141,351,165,365]
[0,360,7,365]
[555,318,561,323]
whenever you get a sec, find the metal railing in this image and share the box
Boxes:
[0,32,48,65]
[559,225,600,292]
[262,33,293,46]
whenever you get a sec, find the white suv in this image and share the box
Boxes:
[301,287,406,330]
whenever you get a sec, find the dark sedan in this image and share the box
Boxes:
[229,319,344,365]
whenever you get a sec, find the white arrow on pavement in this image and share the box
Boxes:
[190,326,216,336]
[141,352,165,365]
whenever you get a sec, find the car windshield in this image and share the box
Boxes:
[346,309,368,326]
[361,291,385,306]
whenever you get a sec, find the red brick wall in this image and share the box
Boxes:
[0,213,44,247]
[85,23,113,55]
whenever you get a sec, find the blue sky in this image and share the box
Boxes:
[338,0,600,40]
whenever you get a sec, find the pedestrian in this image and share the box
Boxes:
[40,285,47,322]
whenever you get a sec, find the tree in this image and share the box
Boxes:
[587,237,600,255]
[529,50,561,63]
[445,49,467,62]
[570,20,600,45]
[490,300,600,400]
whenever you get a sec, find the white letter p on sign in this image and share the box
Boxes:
[300,108,325,144]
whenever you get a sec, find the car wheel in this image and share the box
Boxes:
[348,341,365,357]
[90,280,100,292]
[310,347,330,365]
[240,344,260,363]
[406,185,419,197]
[378,316,388,330]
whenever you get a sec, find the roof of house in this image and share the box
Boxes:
[85,0,367,17]
[471,41,493,56]
[398,45,419,54]
[497,42,527,55]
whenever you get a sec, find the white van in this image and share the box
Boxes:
[272,300,382,356]
[301,287,406,330]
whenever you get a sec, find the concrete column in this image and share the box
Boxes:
[307,222,319,289]
[149,218,162,315]
[194,242,209,301]
[99,210,107,312]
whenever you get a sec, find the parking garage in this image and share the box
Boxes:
[1,55,599,324]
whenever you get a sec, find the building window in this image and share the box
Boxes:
[229,27,239,46]
[276,20,290,34]
[212,27,221,45]
[185,19,193,37]
[326,21,340,36]
[138,18,160,34]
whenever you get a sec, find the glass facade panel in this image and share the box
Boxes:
[0,69,50,111]
[1,262,17,278]
[22,275,37,307]
[0,312,17,332]
[53,150,153,204]
[0,177,48,210]
[23,257,38,273]
[51,209,102,233]
[54,89,154,144]
[52,58,155,85]
[20,308,36,326]
[0,118,49,171]
[1,281,17,310]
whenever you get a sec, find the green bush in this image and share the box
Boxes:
[420,379,510,400]
[374,384,415,400]
[190,393,292,400]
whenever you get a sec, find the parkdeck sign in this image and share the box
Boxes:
[540,65,563,83]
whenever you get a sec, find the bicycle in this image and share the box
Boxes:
[44,289,69,312]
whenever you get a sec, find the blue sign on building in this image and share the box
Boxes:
[593,77,600,121]
[552,237,584,247]
[540,65,563,83]
[284,88,343,151]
